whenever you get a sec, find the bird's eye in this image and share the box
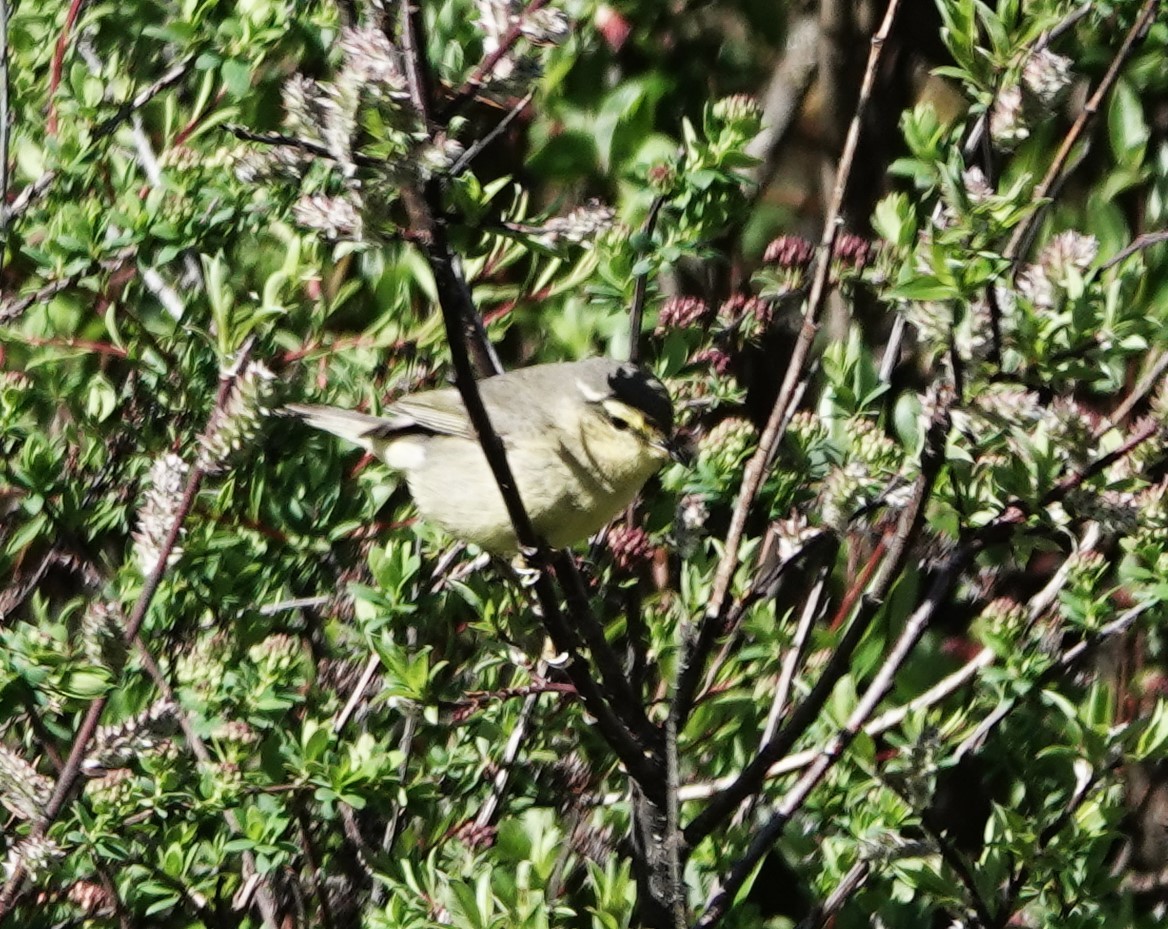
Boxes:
[610,416,630,431]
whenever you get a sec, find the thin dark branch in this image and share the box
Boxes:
[670,0,904,730]
[224,124,383,169]
[919,811,996,926]
[392,0,658,781]
[976,416,1161,547]
[5,57,193,228]
[664,714,684,929]
[0,247,136,324]
[294,795,338,929]
[957,602,1151,760]
[684,385,953,848]
[991,764,1103,929]
[796,860,870,929]
[92,57,194,140]
[628,191,670,364]
[552,550,657,745]
[397,0,434,126]
[404,185,660,789]
[450,90,534,177]
[0,0,9,279]
[1100,228,1168,271]
[1101,351,1168,432]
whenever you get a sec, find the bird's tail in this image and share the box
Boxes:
[284,404,386,451]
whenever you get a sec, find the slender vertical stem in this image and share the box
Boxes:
[0,0,9,278]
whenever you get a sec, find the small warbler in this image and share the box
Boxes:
[287,357,685,553]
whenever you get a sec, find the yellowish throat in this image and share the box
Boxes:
[287,358,684,553]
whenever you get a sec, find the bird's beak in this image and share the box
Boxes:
[660,434,694,465]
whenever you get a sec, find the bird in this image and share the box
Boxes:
[286,357,685,554]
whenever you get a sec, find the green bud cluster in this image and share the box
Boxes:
[197,361,278,475]
[698,416,758,473]
[248,633,306,681]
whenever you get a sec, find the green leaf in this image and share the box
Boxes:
[1108,79,1149,166]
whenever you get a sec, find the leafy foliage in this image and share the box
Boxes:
[4,0,1168,927]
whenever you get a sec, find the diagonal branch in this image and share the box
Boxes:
[684,383,953,848]
[1002,0,1157,265]
[438,0,550,120]
[0,349,274,924]
[694,546,967,929]
[670,0,906,730]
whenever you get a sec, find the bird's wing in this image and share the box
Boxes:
[372,388,475,440]
[285,404,403,448]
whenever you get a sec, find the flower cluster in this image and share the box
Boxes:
[990,49,1074,150]
[81,600,127,675]
[655,296,711,332]
[606,524,655,572]
[83,701,179,774]
[132,453,189,577]
[4,836,62,884]
[197,360,279,474]
[0,744,52,821]
[293,193,364,243]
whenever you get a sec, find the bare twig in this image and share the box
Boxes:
[797,860,870,929]
[671,0,905,730]
[92,57,195,139]
[615,638,998,809]
[397,0,434,126]
[333,653,384,733]
[5,56,193,230]
[474,679,542,829]
[450,89,534,177]
[4,170,56,225]
[0,248,136,323]
[762,567,829,746]
[1101,229,1168,271]
[293,794,338,929]
[628,190,671,364]
[683,383,952,849]
[956,602,1152,760]
[1103,352,1168,432]
[225,124,382,169]
[0,0,9,278]
[664,713,685,929]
